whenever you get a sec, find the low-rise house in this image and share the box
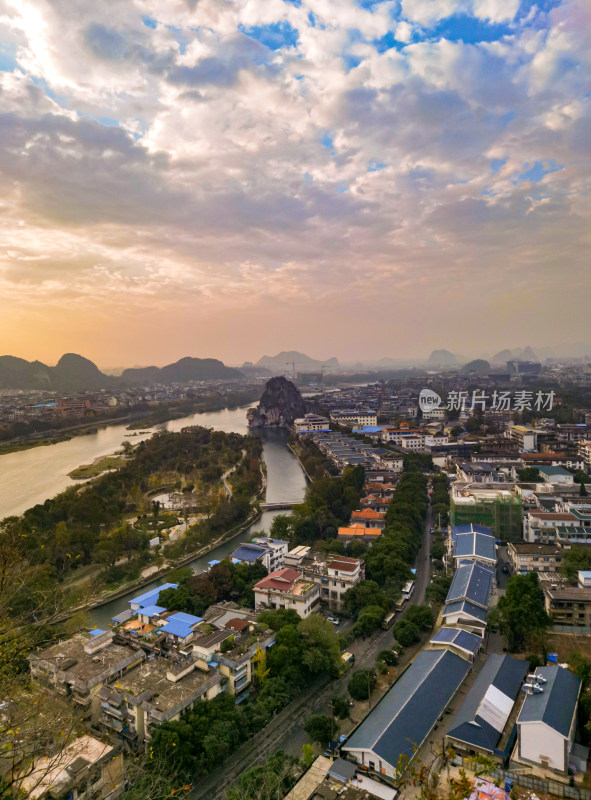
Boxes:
[452,526,497,568]
[456,463,498,483]
[18,735,123,800]
[429,627,483,662]
[128,584,178,612]
[342,649,470,781]
[29,630,145,721]
[523,510,591,546]
[516,666,582,774]
[350,508,386,529]
[337,524,382,545]
[293,413,330,432]
[251,537,289,571]
[211,630,276,698]
[446,654,528,764]
[253,568,320,618]
[160,612,203,647]
[99,656,221,743]
[536,465,574,485]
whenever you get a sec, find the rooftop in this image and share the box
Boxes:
[518,666,581,737]
[31,635,142,686]
[129,583,178,608]
[430,627,482,656]
[343,649,470,771]
[447,562,494,609]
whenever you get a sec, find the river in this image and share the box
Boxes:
[0,405,307,628]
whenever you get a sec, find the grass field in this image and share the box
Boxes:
[68,455,127,479]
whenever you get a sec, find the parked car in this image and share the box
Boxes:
[327,616,340,625]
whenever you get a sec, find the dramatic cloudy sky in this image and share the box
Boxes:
[0,0,589,366]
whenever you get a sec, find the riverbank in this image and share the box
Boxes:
[0,415,132,455]
[286,441,315,484]
[57,506,264,622]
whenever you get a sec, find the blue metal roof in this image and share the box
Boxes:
[448,654,529,753]
[90,628,106,637]
[443,600,488,624]
[451,524,494,542]
[161,619,194,639]
[447,562,494,609]
[168,611,202,626]
[431,628,482,655]
[129,583,178,607]
[518,666,581,737]
[343,650,470,771]
[138,604,165,617]
[231,544,266,563]
[454,532,496,562]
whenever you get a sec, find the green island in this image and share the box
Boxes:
[2,424,263,604]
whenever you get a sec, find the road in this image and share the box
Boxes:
[189,488,435,800]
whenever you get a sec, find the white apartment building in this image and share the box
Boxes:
[400,435,425,450]
[330,410,378,427]
[253,568,320,618]
[294,413,330,432]
[326,556,364,612]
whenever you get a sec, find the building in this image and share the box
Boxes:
[400,435,424,451]
[331,410,378,427]
[507,542,563,574]
[293,413,331,432]
[516,666,581,774]
[536,466,574,485]
[128,583,178,612]
[523,510,591,546]
[451,484,522,543]
[543,584,591,627]
[253,568,320,618]
[210,631,276,698]
[429,627,483,662]
[326,556,364,612]
[337,524,382,545]
[342,649,470,781]
[99,656,221,743]
[29,630,145,722]
[507,425,538,452]
[350,509,386,529]
[160,612,203,646]
[446,654,528,764]
[576,440,591,470]
[456,463,498,483]
[441,561,495,635]
[230,537,288,572]
[452,526,497,568]
[18,735,124,800]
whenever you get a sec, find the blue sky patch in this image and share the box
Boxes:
[373,31,408,53]
[430,14,512,44]
[0,42,17,72]
[343,53,363,72]
[490,158,507,173]
[517,159,563,183]
[367,160,387,172]
[142,15,157,29]
[321,132,335,153]
[240,21,299,50]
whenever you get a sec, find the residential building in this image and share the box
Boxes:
[507,543,563,574]
[210,630,276,698]
[337,524,382,545]
[400,435,424,451]
[446,654,529,763]
[293,413,330,432]
[253,568,320,618]
[326,556,364,611]
[452,526,497,568]
[330,410,378,427]
[523,510,591,545]
[342,649,470,781]
[543,585,591,627]
[456,463,498,483]
[230,537,288,572]
[99,656,221,743]
[128,583,178,612]
[577,440,591,470]
[350,508,386,529]
[29,630,144,722]
[18,735,124,800]
[160,612,204,646]
[507,425,538,452]
[516,666,581,774]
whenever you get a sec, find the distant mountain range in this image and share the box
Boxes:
[254,351,340,373]
[0,354,243,391]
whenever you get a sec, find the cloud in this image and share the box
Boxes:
[0,0,589,363]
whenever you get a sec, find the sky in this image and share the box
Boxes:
[0,0,589,367]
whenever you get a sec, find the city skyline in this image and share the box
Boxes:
[0,0,589,365]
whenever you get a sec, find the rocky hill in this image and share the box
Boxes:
[0,353,243,391]
[247,377,307,428]
[255,350,339,373]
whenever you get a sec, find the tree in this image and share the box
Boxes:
[354,604,385,635]
[378,649,398,666]
[493,572,550,652]
[331,695,350,719]
[405,604,434,630]
[348,669,376,701]
[393,619,420,648]
[298,614,341,676]
[517,467,541,482]
[560,547,591,583]
[304,714,338,746]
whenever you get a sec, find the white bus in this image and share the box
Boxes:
[402,580,415,600]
